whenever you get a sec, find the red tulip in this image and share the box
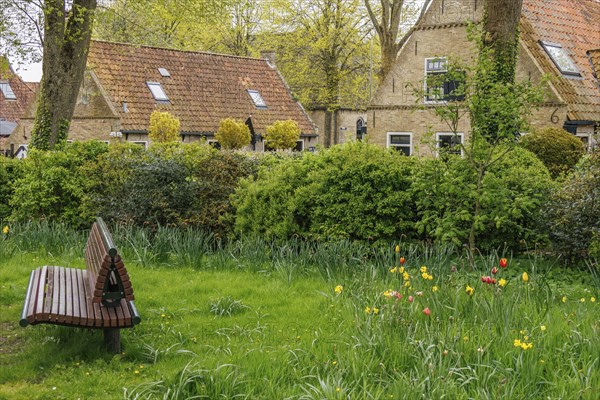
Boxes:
[491,267,498,275]
[399,257,406,265]
[491,278,497,284]
[485,276,493,284]
[481,276,486,283]
[500,258,508,268]
[408,295,414,303]
[423,307,431,316]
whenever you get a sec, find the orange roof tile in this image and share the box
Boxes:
[86,41,316,135]
[0,56,38,129]
[521,0,600,121]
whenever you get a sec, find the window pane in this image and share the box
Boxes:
[542,43,579,75]
[0,82,17,100]
[390,134,410,145]
[147,82,169,101]
[247,89,267,108]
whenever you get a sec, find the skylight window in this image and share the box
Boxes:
[158,67,171,77]
[247,89,267,108]
[0,81,17,100]
[540,41,580,76]
[147,82,169,101]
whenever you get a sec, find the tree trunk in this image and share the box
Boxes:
[30,0,98,150]
[324,110,333,148]
[484,0,523,84]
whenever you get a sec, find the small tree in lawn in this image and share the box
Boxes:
[148,110,181,143]
[215,118,251,150]
[264,120,301,151]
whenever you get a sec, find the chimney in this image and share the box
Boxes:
[260,50,276,66]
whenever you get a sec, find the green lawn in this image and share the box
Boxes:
[1,234,598,399]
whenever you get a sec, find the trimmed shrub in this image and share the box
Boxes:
[519,127,585,178]
[544,150,600,261]
[148,110,181,143]
[264,120,301,150]
[215,118,251,150]
[9,141,110,228]
[233,141,418,241]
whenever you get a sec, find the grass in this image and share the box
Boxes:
[0,223,598,399]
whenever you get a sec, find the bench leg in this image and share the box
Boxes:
[104,328,121,353]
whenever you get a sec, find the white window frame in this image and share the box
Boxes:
[0,81,17,100]
[387,132,412,156]
[131,141,148,149]
[436,132,464,157]
[424,57,448,104]
[146,81,169,101]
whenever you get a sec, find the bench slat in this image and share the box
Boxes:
[26,267,43,324]
[57,267,67,324]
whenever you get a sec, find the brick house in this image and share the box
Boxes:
[0,56,38,156]
[309,107,368,146]
[9,40,317,153]
[368,0,600,156]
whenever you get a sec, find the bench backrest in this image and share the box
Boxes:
[85,218,135,305]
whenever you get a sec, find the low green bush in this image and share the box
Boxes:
[519,127,585,178]
[0,157,22,222]
[234,141,418,241]
[409,146,554,250]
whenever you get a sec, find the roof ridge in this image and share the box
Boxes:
[90,39,271,63]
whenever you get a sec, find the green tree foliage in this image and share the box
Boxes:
[519,127,585,178]
[264,120,301,150]
[148,110,181,143]
[544,150,600,261]
[215,118,251,150]
[0,158,23,222]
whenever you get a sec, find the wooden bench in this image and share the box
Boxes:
[20,218,141,352]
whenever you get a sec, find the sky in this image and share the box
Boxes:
[11,60,42,82]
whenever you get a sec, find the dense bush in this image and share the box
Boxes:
[215,118,251,150]
[9,141,110,228]
[148,110,181,143]
[0,157,22,222]
[412,146,554,250]
[544,150,600,261]
[264,120,301,150]
[233,141,418,241]
[519,127,585,178]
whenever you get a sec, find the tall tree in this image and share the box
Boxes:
[364,0,427,80]
[273,0,372,147]
[30,0,98,150]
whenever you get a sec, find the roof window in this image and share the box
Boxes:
[158,67,171,77]
[247,89,267,108]
[146,81,169,101]
[0,81,17,100]
[540,41,580,76]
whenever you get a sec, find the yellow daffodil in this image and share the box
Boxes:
[402,272,410,281]
[421,272,428,280]
[499,278,507,287]
[383,289,392,298]
[389,267,398,273]
[373,307,379,315]
[540,325,546,331]
[522,272,529,282]
[395,245,400,253]
[404,280,411,287]
[398,267,405,274]
[466,285,475,296]
[562,296,567,303]
[334,285,343,294]
[432,286,439,293]
[364,307,371,314]
[420,266,427,273]
[580,298,585,303]
[2,226,8,235]
[591,297,596,303]
[514,339,522,347]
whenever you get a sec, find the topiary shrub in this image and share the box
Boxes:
[519,127,585,178]
[544,150,600,261]
[215,118,251,150]
[148,110,181,143]
[264,120,301,150]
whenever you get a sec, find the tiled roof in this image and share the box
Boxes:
[86,41,316,135]
[521,0,600,121]
[589,48,600,86]
[0,56,38,134]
